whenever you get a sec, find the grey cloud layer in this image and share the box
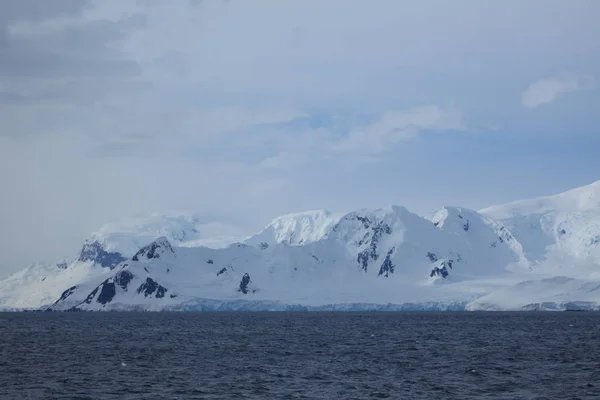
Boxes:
[0,0,599,277]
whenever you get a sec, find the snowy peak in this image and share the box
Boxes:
[54,238,177,310]
[245,209,341,247]
[78,241,127,269]
[331,207,402,273]
[428,206,517,248]
[131,237,175,262]
[330,206,423,249]
[328,206,455,279]
[428,207,472,231]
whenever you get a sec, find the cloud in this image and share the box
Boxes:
[332,105,465,153]
[87,142,151,158]
[2,8,143,80]
[521,73,596,109]
[1,0,600,277]
[257,152,310,171]
[0,0,88,24]
[183,107,306,138]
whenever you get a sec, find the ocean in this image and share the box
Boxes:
[1,312,599,399]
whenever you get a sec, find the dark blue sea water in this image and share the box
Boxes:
[1,312,599,399]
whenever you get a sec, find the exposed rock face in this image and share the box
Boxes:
[357,251,369,272]
[58,270,167,310]
[132,238,174,262]
[343,214,393,273]
[83,285,101,305]
[97,282,116,304]
[427,252,438,262]
[53,285,78,306]
[80,279,118,305]
[136,277,167,298]
[78,241,126,269]
[430,260,453,278]
[115,270,134,291]
[239,273,251,294]
[56,260,69,269]
[378,248,395,277]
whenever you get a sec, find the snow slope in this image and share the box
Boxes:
[244,209,342,247]
[3,180,600,311]
[481,180,600,218]
[480,180,600,275]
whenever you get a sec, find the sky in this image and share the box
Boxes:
[1,0,599,277]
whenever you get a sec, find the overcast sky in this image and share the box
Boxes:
[1,0,599,277]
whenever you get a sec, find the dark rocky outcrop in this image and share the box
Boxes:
[56,261,69,269]
[351,216,393,272]
[114,270,134,291]
[357,251,369,272]
[76,270,148,307]
[133,239,174,261]
[463,220,470,232]
[52,285,78,306]
[136,277,167,298]
[355,215,371,229]
[430,265,449,278]
[82,278,118,305]
[378,248,395,277]
[217,267,227,276]
[430,260,453,278]
[238,273,251,294]
[97,282,116,304]
[83,285,100,304]
[497,226,513,244]
[78,241,126,269]
[260,242,269,250]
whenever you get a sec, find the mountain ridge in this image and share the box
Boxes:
[2,180,600,311]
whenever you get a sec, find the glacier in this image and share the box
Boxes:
[2,180,600,311]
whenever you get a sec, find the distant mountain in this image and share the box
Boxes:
[2,181,600,311]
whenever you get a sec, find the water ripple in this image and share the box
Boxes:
[1,312,600,399]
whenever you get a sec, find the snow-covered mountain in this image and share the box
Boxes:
[2,181,600,311]
[480,180,600,274]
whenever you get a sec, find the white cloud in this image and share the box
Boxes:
[257,152,310,171]
[521,73,595,109]
[332,105,464,153]
[184,107,306,138]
